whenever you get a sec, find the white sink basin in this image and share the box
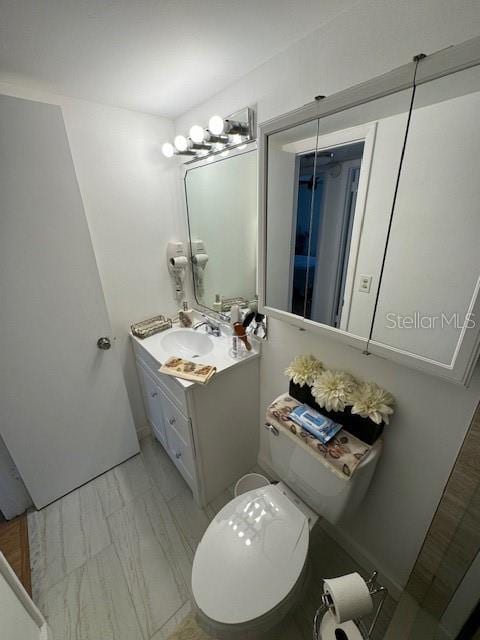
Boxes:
[160,329,214,358]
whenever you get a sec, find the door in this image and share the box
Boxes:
[0,552,49,639]
[0,95,139,508]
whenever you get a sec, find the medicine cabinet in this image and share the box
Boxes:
[259,37,480,384]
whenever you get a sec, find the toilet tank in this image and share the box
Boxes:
[258,421,382,525]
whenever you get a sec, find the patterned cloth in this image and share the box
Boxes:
[266,394,372,480]
[159,357,217,384]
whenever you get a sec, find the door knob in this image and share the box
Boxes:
[169,417,176,425]
[97,337,111,350]
[151,391,158,398]
[175,451,182,459]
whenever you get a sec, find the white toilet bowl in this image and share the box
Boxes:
[192,483,310,639]
[192,417,382,638]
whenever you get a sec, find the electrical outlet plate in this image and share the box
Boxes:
[359,275,372,293]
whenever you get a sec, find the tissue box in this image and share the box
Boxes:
[289,405,342,444]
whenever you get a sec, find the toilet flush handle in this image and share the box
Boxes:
[264,423,279,436]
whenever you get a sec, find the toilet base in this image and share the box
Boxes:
[194,557,311,640]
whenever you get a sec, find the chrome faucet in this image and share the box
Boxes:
[193,313,222,337]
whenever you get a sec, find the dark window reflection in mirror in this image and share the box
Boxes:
[294,142,364,325]
[266,120,319,317]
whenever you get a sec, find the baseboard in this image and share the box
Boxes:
[136,423,151,441]
[319,518,403,600]
[257,452,403,600]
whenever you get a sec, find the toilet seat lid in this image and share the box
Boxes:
[192,484,309,625]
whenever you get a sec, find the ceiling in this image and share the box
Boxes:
[0,0,357,119]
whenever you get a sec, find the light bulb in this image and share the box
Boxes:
[189,125,205,144]
[174,135,188,152]
[209,115,224,136]
[162,142,175,158]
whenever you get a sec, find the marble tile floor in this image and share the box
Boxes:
[28,434,396,640]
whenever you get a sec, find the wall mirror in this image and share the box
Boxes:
[264,85,414,341]
[185,144,257,313]
[260,39,480,383]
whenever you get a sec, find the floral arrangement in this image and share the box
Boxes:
[284,354,324,387]
[284,355,394,425]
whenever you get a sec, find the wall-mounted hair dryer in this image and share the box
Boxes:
[167,241,188,300]
[190,239,209,297]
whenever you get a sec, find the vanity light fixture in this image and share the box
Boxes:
[161,106,255,162]
[161,142,175,158]
[208,115,225,135]
[189,125,205,143]
[172,136,195,156]
[174,135,188,151]
[204,130,229,144]
[209,115,250,137]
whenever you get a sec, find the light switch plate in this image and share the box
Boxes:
[359,275,372,293]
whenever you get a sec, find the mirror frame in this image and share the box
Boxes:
[258,36,480,384]
[183,140,258,317]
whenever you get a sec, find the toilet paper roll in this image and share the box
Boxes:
[192,253,208,266]
[323,572,373,624]
[320,611,363,640]
[170,256,188,268]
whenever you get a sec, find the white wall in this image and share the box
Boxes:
[174,0,480,590]
[0,79,182,431]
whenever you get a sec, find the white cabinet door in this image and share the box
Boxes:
[0,95,139,508]
[0,552,49,639]
[369,70,480,384]
[165,423,195,488]
[137,363,168,447]
[159,391,195,486]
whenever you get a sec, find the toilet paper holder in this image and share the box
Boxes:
[313,571,388,640]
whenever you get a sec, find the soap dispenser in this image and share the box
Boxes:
[179,300,193,328]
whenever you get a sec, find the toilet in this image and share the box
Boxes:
[192,421,382,639]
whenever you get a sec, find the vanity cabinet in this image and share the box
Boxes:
[132,337,260,507]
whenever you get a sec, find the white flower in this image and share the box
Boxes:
[284,354,324,387]
[350,382,395,424]
[312,369,357,412]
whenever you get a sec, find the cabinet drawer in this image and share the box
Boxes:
[160,390,192,446]
[134,346,188,416]
[166,422,195,487]
[155,372,189,417]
